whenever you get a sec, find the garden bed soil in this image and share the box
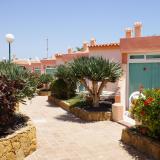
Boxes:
[121,128,160,160]
[79,101,112,112]
[49,96,112,121]
[0,113,29,138]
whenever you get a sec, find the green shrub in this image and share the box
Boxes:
[0,76,25,125]
[130,89,160,139]
[39,74,53,85]
[0,62,38,100]
[50,79,76,99]
[0,62,38,127]
[50,64,77,99]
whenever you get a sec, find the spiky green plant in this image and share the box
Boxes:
[70,57,122,107]
[39,74,53,84]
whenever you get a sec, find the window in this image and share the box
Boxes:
[146,55,160,59]
[130,55,144,59]
[34,68,41,74]
[45,67,57,75]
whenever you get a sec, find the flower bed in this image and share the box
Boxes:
[130,89,160,140]
[121,89,160,160]
[0,119,36,160]
[121,128,160,160]
[48,96,111,121]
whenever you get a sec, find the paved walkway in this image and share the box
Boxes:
[22,96,151,160]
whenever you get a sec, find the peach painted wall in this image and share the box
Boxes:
[120,36,160,54]
[89,48,121,63]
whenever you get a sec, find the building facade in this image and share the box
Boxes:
[14,22,160,112]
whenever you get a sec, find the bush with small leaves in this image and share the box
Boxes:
[130,89,160,140]
[0,76,25,126]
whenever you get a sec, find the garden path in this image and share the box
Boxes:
[22,96,152,160]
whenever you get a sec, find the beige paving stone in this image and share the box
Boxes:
[22,96,152,160]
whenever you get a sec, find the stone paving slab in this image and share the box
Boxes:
[22,96,152,160]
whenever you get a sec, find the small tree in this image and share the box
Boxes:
[70,57,122,107]
[39,74,53,89]
[52,65,77,99]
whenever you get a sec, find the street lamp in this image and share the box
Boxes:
[5,34,14,62]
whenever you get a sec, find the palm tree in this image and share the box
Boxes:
[70,57,122,107]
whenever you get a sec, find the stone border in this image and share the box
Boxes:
[121,128,160,160]
[38,90,51,96]
[0,119,37,160]
[70,107,111,121]
[15,103,20,112]
[48,96,111,121]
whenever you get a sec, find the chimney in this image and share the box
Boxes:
[90,38,96,46]
[83,42,89,51]
[125,27,132,38]
[134,22,142,37]
[67,48,72,54]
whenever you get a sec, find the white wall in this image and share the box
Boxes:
[89,48,121,63]
[89,48,121,92]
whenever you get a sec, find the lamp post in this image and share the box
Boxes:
[5,34,14,62]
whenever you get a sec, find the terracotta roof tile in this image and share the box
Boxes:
[89,42,119,48]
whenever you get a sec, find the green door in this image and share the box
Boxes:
[129,63,160,96]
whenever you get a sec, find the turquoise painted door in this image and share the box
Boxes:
[129,63,160,96]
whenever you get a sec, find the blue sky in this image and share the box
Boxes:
[0,0,160,59]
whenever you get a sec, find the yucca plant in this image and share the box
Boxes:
[70,57,122,107]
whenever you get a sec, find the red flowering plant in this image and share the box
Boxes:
[130,89,160,140]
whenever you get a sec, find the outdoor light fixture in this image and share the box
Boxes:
[5,34,15,62]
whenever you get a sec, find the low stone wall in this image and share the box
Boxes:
[48,96,70,111]
[48,96,111,121]
[0,120,37,160]
[70,107,111,121]
[15,103,20,112]
[38,91,51,96]
[48,95,54,102]
[121,128,160,160]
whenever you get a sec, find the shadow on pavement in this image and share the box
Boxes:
[45,100,59,108]
[119,141,152,160]
[54,112,96,124]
